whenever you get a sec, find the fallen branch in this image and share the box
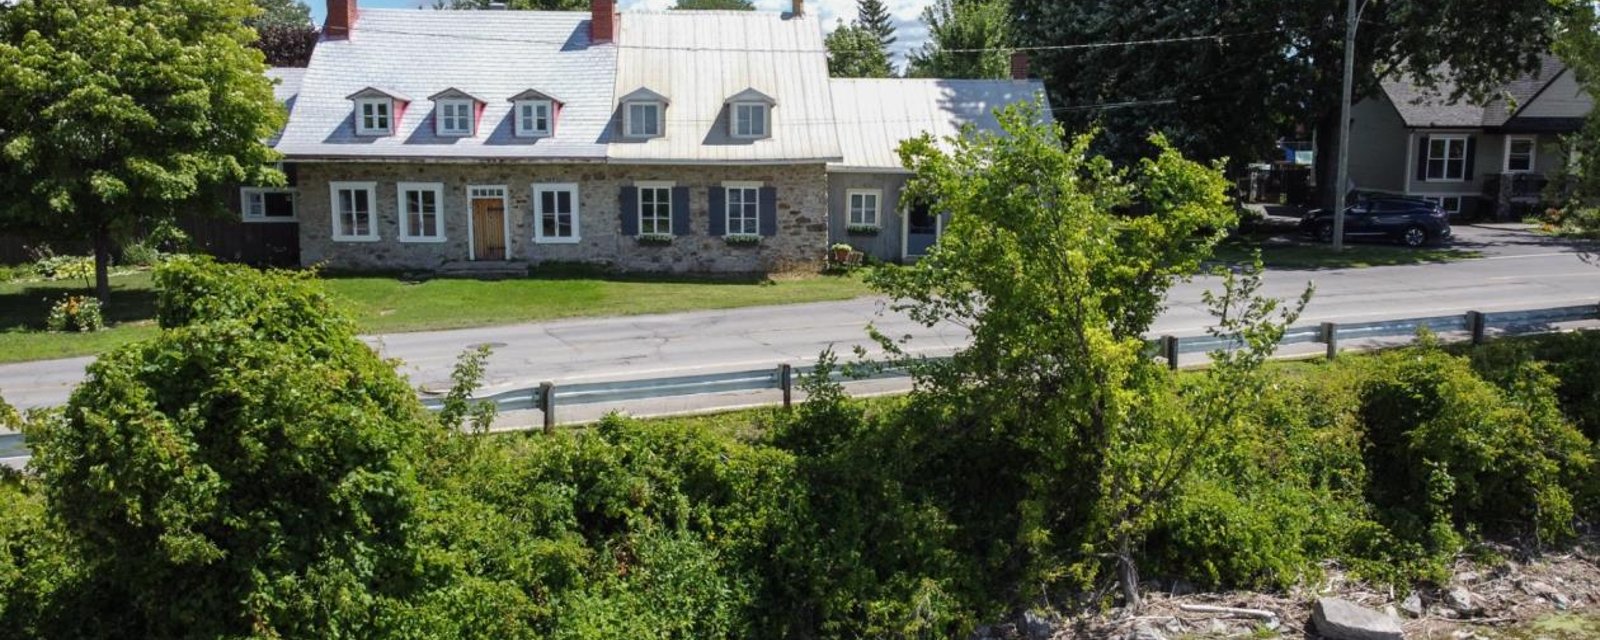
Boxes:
[1177,604,1278,620]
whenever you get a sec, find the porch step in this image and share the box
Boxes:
[434,261,530,280]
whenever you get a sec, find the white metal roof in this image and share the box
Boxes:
[607,11,842,165]
[828,78,1051,172]
[275,10,614,162]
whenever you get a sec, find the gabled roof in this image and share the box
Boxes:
[507,89,564,104]
[1379,56,1583,129]
[276,9,614,160]
[346,86,412,103]
[427,87,487,103]
[265,68,305,105]
[619,87,670,105]
[608,10,841,164]
[828,79,1051,172]
[725,87,777,105]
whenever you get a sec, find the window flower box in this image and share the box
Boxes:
[846,224,881,236]
[723,234,762,247]
[636,233,675,246]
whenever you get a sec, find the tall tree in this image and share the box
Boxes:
[906,0,1010,79]
[671,0,755,9]
[250,0,317,67]
[1011,0,1574,196]
[826,21,893,78]
[1550,3,1600,238]
[249,0,310,29]
[0,0,285,305]
[856,0,897,50]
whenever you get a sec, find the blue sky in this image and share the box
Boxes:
[307,0,931,59]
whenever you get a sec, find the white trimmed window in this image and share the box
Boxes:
[533,183,580,243]
[330,182,378,241]
[846,189,881,227]
[356,99,392,136]
[625,102,663,138]
[397,182,445,242]
[731,102,768,138]
[516,100,554,138]
[1505,137,1535,173]
[438,100,474,136]
[725,182,760,235]
[241,188,296,222]
[637,182,673,235]
[1425,135,1469,181]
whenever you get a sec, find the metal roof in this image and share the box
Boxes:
[607,11,842,165]
[828,78,1051,172]
[275,9,614,161]
[265,68,305,105]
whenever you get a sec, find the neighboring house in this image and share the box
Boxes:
[258,0,1045,273]
[1346,57,1593,220]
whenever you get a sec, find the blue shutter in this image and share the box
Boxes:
[1416,136,1430,181]
[708,187,727,236]
[758,187,778,237]
[619,186,638,236]
[671,186,691,236]
[1464,136,1477,178]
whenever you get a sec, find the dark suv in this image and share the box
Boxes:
[1299,196,1452,247]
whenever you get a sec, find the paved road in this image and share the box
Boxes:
[2,225,1595,411]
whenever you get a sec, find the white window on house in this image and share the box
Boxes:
[240,188,296,222]
[330,182,379,241]
[626,102,663,138]
[1425,135,1469,181]
[397,182,445,242]
[846,189,881,227]
[1505,137,1536,173]
[356,99,392,136]
[731,103,768,138]
[724,182,760,235]
[533,183,580,243]
[515,100,554,138]
[637,182,673,235]
[438,100,474,136]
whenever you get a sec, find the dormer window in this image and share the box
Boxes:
[428,88,486,138]
[725,88,775,140]
[509,89,563,138]
[620,87,670,139]
[347,87,411,137]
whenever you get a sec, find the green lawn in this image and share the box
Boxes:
[1212,240,1482,269]
[0,269,875,364]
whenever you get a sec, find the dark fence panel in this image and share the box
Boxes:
[177,218,300,268]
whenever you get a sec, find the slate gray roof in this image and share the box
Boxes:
[607,10,842,165]
[1380,56,1573,129]
[265,68,305,105]
[828,78,1051,171]
[275,9,614,161]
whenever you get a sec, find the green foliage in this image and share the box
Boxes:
[249,0,311,29]
[45,295,103,332]
[1549,3,1600,236]
[857,0,898,51]
[826,21,894,78]
[31,253,93,286]
[671,0,754,9]
[906,0,1010,79]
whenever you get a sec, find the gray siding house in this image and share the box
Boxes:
[1346,58,1593,220]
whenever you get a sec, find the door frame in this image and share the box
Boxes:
[466,184,511,262]
[899,200,943,261]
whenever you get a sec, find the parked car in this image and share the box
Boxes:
[1299,196,1452,247]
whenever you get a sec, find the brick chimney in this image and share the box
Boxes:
[591,0,618,43]
[325,0,357,40]
[1010,51,1031,80]
[791,0,805,16]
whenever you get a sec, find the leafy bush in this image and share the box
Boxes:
[33,254,94,285]
[118,240,162,267]
[44,295,103,332]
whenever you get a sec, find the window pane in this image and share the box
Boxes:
[262,192,294,218]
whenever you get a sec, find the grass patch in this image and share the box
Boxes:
[1213,237,1482,270]
[0,268,874,364]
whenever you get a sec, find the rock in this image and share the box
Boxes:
[1456,571,1480,584]
[1312,597,1405,640]
[1520,580,1572,609]
[1129,622,1166,640]
[1161,617,1186,634]
[1446,586,1481,616]
[1022,611,1054,640]
[1401,593,1424,618]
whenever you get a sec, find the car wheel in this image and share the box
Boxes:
[1316,222,1335,244]
[1402,226,1428,247]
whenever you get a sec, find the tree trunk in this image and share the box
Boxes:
[1116,534,1142,611]
[92,224,111,305]
[1313,111,1341,210]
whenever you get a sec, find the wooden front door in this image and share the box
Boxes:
[472,197,506,261]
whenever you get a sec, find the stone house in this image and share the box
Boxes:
[255,0,1048,273]
[1346,57,1593,220]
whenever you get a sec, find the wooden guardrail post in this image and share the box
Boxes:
[1320,322,1339,361]
[778,364,794,409]
[1161,336,1179,370]
[539,381,555,434]
[1466,311,1487,346]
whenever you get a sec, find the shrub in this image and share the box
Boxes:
[45,296,103,332]
[33,254,94,285]
[118,240,162,267]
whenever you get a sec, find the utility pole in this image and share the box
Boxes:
[1331,0,1359,251]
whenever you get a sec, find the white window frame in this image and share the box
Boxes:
[396,182,446,243]
[329,181,379,242]
[723,181,761,236]
[1504,136,1536,173]
[636,181,674,235]
[515,100,554,138]
[1424,135,1469,182]
[845,189,881,227]
[625,102,664,138]
[532,183,581,244]
[240,187,297,223]
[730,102,769,139]
[355,98,393,136]
[437,100,474,137]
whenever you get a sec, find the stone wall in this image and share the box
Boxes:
[295,162,830,273]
